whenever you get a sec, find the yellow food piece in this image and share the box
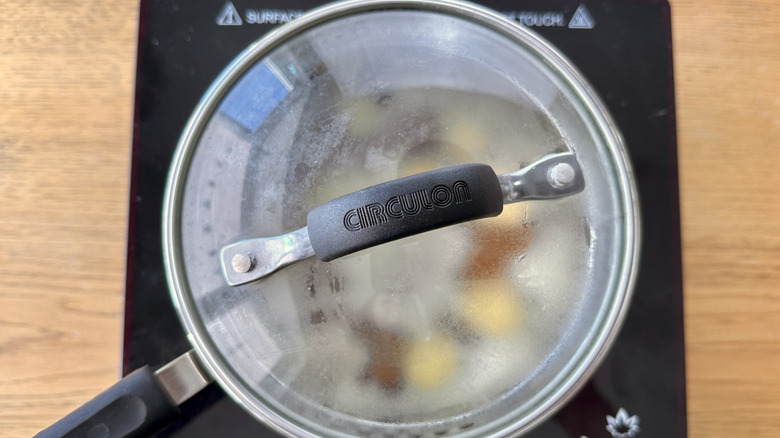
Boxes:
[442,113,488,155]
[402,158,438,177]
[461,279,523,336]
[396,141,472,178]
[403,332,457,390]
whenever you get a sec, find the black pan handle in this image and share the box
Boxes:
[34,367,178,438]
[307,163,504,261]
[36,351,212,438]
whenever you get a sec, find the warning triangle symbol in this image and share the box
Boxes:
[568,4,595,29]
[216,1,242,26]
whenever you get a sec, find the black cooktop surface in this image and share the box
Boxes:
[125,1,686,436]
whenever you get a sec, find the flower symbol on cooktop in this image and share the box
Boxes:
[606,407,641,438]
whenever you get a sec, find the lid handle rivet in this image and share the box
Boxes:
[548,162,576,188]
[231,252,255,273]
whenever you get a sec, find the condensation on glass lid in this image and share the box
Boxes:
[168,5,638,437]
[179,83,594,427]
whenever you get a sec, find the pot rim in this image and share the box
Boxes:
[162,1,641,436]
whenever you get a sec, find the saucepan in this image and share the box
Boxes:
[38,0,639,436]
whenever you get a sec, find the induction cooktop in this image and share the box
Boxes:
[125,1,686,436]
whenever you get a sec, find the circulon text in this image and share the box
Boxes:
[343,181,471,232]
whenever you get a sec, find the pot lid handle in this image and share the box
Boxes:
[219,153,583,286]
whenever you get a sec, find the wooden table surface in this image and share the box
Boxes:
[1,0,778,437]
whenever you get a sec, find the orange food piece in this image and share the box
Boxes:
[461,213,533,280]
[358,324,404,391]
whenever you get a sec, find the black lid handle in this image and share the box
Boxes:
[307,163,503,261]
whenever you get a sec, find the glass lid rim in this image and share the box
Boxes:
[162,0,642,436]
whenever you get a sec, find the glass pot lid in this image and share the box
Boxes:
[163,1,640,437]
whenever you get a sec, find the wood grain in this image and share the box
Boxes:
[0,1,136,436]
[673,0,780,436]
[1,0,779,437]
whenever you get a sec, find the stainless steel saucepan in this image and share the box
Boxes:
[38,1,639,437]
